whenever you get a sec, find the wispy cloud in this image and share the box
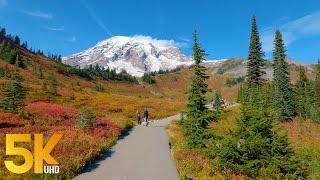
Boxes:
[179,37,190,42]
[80,0,112,36]
[22,10,53,20]
[0,0,7,6]
[175,41,188,48]
[44,26,65,31]
[66,36,76,43]
[262,11,320,52]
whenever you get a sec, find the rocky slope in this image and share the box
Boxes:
[203,57,314,80]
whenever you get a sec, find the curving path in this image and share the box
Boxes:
[74,114,180,180]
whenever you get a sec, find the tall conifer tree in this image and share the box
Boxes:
[273,30,295,120]
[183,31,212,149]
[295,66,312,119]
[213,90,223,113]
[218,22,297,178]
[247,16,265,88]
[315,60,320,106]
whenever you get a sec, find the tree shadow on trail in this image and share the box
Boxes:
[81,150,115,173]
[80,127,134,173]
[118,126,133,140]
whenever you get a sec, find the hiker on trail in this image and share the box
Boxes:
[136,110,141,125]
[144,108,149,126]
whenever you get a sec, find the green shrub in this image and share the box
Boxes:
[217,107,300,178]
[0,71,27,112]
[225,76,245,87]
[94,83,105,92]
[76,107,96,129]
[310,106,320,124]
[142,73,156,84]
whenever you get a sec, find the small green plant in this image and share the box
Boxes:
[310,106,320,123]
[76,107,96,129]
[213,90,223,114]
[225,76,245,87]
[32,64,44,79]
[48,73,58,95]
[142,73,156,84]
[94,83,105,92]
[0,71,27,112]
[41,80,48,93]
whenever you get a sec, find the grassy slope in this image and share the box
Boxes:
[0,48,189,179]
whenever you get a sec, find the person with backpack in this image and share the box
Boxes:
[136,110,141,125]
[144,108,149,126]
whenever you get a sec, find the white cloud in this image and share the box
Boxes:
[66,36,76,42]
[0,0,7,6]
[23,10,53,20]
[44,26,64,31]
[134,35,185,48]
[179,37,190,42]
[262,11,320,52]
[81,0,112,36]
[100,35,185,49]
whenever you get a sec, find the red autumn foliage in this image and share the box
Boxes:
[0,112,24,128]
[93,118,122,138]
[26,102,77,122]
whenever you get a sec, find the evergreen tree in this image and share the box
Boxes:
[21,41,28,49]
[273,30,295,121]
[213,90,223,113]
[218,83,298,177]
[14,36,20,45]
[183,31,213,149]
[237,84,246,103]
[315,60,320,106]
[246,16,265,89]
[48,73,58,95]
[0,28,6,37]
[9,50,17,65]
[217,25,298,177]
[295,66,312,119]
[15,53,25,68]
[0,71,27,112]
[142,73,156,84]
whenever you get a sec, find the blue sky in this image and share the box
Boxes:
[0,0,320,63]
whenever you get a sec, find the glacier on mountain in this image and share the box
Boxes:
[62,35,193,77]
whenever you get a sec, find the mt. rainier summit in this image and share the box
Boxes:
[62,35,193,77]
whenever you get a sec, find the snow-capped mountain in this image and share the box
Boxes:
[62,35,193,77]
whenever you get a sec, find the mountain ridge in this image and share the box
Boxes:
[62,35,193,77]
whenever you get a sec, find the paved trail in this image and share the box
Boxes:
[74,114,180,180]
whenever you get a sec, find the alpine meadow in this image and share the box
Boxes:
[1,1,320,180]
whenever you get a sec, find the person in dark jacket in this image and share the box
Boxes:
[136,110,141,125]
[144,108,149,126]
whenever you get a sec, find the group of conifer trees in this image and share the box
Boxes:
[219,16,301,177]
[0,41,26,68]
[183,16,320,178]
[240,16,320,123]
